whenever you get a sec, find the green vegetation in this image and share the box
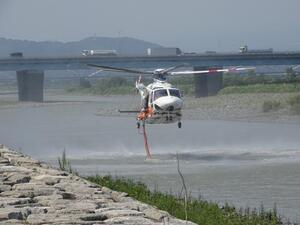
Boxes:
[261,94,300,114]
[223,73,273,87]
[287,94,300,106]
[287,94,300,114]
[262,100,282,112]
[66,77,135,95]
[65,70,300,96]
[58,149,77,175]
[88,175,281,225]
[219,83,300,95]
[66,76,196,96]
[223,68,300,87]
[169,76,194,96]
[221,70,300,95]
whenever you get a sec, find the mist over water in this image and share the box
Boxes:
[0,101,300,221]
[1,102,299,158]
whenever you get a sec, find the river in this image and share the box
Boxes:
[0,97,300,222]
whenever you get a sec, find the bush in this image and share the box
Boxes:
[287,95,300,106]
[262,100,281,112]
[287,95,300,114]
[58,149,77,175]
[219,83,300,95]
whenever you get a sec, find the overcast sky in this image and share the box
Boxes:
[0,0,300,52]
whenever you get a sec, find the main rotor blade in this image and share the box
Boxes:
[169,67,256,75]
[292,65,300,70]
[118,110,140,113]
[88,69,103,77]
[161,63,189,74]
[87,64,153,75]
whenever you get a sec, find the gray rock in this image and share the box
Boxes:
[79,213,107,221]
[26,213,107,224]
[26,206,49,214]
[0,207,30,220]
[1,187,55,198]
[101,201,149,211]
[143,207,169,222]
[0,165,31,173]
[111,191,129,202]
[0,219,26,225]
[95,209,144,218]
[55,200,99,214]
[61,192,76,200]
[8,155,40,167]
[0,184,11,192]
[0,158,9,164]
[103,216,157,224]
[32,174,66,185]
[101,186,112,194]
[3,174,31,185]
[0,197,32,206]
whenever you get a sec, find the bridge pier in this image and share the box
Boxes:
[193,66,223,97]
[17,70,44,102]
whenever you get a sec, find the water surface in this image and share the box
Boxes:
[0,100,300,222]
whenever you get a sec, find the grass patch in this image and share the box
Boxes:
[287,95,300,114]
[66,77,135,95]
[219,83,300,95]
[262,100,282,112]
[287,94,300,106]
[88,175,281,225]
[58,149,77,175]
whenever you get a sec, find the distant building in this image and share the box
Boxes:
[147,47,182,56]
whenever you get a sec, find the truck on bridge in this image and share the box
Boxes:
[82,49,117,56]
[147,47,182,56]
[239,45,273,54]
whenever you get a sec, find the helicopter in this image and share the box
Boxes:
[87,64,255,129]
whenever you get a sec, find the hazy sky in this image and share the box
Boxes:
[0,0,300,52]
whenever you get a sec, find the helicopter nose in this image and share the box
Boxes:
[171,97,183,110]
[154,97,183,111]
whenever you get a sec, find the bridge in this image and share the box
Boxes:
[1,52,300,101]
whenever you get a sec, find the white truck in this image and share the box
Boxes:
[82,50,117,56]
[239,45,273,54]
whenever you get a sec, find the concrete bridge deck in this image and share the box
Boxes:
[1,52,300,102]
[1,52,300,71]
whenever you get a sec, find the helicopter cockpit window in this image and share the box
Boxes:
[169,89,181,98]
[154,89,168,100]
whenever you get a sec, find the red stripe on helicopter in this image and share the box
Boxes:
[208,69,218,73]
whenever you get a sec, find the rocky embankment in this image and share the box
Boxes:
[0,145,195,225]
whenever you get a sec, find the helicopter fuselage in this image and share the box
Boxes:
[137,80,183,125]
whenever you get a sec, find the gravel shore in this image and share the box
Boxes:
[1,92,300,123]
[91,93,300,124]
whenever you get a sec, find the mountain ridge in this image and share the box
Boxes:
[0,36,162,57]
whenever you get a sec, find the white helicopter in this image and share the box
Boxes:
[87,64,255,129]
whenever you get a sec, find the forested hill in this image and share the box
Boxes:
[0,36,162,57]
